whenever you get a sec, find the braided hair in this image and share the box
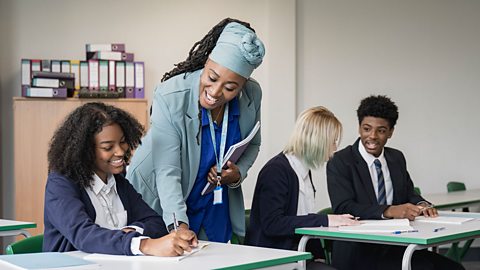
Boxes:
[48,102,144,188]
[161,18,255,82]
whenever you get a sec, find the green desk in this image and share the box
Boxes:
[0,219,36,238]
[0,241,311,270]
[296,212,480,270]
[424,188,480,210]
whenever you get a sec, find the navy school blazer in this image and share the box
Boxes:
[245,153,328,251]
[43,172,167,255]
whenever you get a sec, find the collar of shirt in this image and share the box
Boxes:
[358,140,387,167]
[285,153,315,215]
[91,173,118,196]
[284,153,310,181]
[201,97,240,127]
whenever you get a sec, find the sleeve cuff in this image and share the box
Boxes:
[122,225,144,235]
[130,236,150,255]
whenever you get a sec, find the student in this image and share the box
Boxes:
[44,102,198,256]
[245,106,358,269]
[326,95,464,270]
[126,18,265,243]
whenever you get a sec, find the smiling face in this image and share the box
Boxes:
[359,116,394,157]
[199,59,246,110]
[94,123,128,182]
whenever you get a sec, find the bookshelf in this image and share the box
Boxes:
[12,97,149,236]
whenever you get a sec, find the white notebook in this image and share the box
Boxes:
[85,243,209,262]
[338,219,413,233]
[415,216,474,225]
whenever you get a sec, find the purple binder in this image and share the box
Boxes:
[134,62,145,98]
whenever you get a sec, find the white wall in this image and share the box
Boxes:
[1,0,479,223]
[298,0,480,211]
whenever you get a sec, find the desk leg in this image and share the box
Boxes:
[0,229,32,238]
[297,235,312,270]
[19,229,32,238]
[402,244,419,270]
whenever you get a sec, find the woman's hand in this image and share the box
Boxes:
[207,161,241,186]
[327,214,359,227]
[140,229,198,257]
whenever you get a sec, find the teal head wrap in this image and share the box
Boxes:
[209,22,266,78]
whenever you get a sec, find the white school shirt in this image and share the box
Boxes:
[85,173,147,255]
[358,142,393,205]
[285,154,315,215]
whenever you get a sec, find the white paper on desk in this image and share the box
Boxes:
[415,216,474,225]
[338,219,413,233]
[201,121,260,196]
[85,243,209,262]
[0,252,99,270]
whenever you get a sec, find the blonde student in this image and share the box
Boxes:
[245,106,358,269]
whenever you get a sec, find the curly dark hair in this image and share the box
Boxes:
[161,17,254,82]
[48,102,144,187]
[357,95,399,128]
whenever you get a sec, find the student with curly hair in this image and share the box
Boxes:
[326,95,464,270]
[44,102,198,256]
[127,18,266,243]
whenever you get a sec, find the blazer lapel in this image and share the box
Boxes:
[238,88,255,138]
[185,72,201,192]
[385,150,402,205]
[352,139,378,205]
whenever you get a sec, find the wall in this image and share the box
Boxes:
[0,0,295,222]
[298,0,480,210]
[1,0,479,234]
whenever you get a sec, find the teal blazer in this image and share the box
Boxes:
[127,69,262,237]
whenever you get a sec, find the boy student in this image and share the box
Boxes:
[326,95,464,270]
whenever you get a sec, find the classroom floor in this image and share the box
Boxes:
[464,262,480,270]
[456,247,480,270]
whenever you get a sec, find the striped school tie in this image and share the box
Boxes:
[374,159,387,205]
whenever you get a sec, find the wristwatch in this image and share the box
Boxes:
[167,221,187,232]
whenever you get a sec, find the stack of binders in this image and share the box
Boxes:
[21,60,72,98]
[82,43,144,98]
[20,43,145,99]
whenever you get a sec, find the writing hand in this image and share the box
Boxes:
[383,203,422,220]
[417,203,438,217]
[141,229,198,257]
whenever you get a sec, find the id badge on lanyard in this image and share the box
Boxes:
[208,103,229,205]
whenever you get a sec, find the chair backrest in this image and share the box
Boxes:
[318,207,333,215]
[5,234,44,254]
[317,207,333,264]
[245,209,251,232]
[447,181,466,192]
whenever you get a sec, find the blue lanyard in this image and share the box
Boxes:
[207,102,229,185]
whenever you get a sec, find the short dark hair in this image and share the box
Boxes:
[357,95,399,128]
[48,102,144,187]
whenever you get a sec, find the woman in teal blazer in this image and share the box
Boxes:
[127,18,265,242]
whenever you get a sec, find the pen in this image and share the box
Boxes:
[173,213,178,232]
[392,229,418,234]
[433,227,446,232]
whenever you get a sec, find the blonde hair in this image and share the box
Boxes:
[283,106,342,169]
